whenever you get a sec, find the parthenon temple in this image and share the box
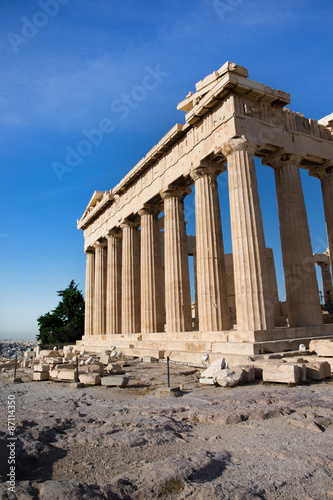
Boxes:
[77,62,333,364]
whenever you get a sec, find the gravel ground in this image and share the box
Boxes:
[0,359,333,499]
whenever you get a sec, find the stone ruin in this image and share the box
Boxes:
[11,345,128,387]
[1,338,331,388]
[74,61,333,368]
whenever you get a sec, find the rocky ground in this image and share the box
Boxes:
[0,359,333,499]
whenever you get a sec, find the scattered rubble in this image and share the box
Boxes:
[0,359,332,499]
[2,339,333,390]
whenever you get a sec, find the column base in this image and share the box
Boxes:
[76,324,333,363]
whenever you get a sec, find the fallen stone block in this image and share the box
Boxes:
[199,378,215,385]
[312,357,333,373]
[309,339,333,357]
[56,370,77,382]
[39,350,61,359]
[89,362,104,373]
[282,362,307,383]
[49,369,60,379]
[234,364,255,383]
[262,363,300,385]
[101,375,129,387]
[58,363,75,370]
[99,353,111,364]
[214,369,241,387]
[33,364,49,373]
[306,361,331,380]
[44,358,62,366]
[79,373,101,385]
[200,358,226,379]
[106,363,124,374]
[33,372,49,381]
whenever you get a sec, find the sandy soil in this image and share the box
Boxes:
[0,359,333,499]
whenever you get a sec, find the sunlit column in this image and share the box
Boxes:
[139,207,164,333]
[106,229,122,334]
[93,240,107,335]
[121,220,141,333]
[223,137,274,331]
[190,164,230,331]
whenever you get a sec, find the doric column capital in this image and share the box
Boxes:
[106,228,122,240]
[93,239,107,249]
[313,252,330,266]
[222,136,257,157]
[120,219,140,230]
[309,160,333,180]
[190,162,225,182]
[138,204,160,217]
[85,246,95,254]
[159,185,192,201]
[262,148,304,169]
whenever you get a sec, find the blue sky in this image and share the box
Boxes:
[0,0,332,339]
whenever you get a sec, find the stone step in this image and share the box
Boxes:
[128,340,213,352]
[120,347,165,359]
[140,331,229,342]
[77,334,333,366]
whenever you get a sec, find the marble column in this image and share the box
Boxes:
[318,262,333,295]
[160,187,192,333]
[223,137,274,331]
[193,247,199,329]
[139,207,164,333]
[121,220,141,334]
[84,248,95,337]
[310,162,333,275]
[264,151,322,327]
[190,164,230,331]
[93,240,107,335]
[106,229,122,334]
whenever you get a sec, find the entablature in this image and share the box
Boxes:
[78,61,333,242]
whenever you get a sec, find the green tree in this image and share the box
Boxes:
[37,280,85,344]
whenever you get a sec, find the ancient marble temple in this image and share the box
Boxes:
[77,62,333,363]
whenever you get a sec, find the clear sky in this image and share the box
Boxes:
[1,0,332,339]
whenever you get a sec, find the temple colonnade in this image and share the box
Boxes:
[84,137,333,338]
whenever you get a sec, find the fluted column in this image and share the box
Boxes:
[318,262,333,295]
[93,240,107,335]
[193,247,199,329]
[106,229,122,334]
[139,207,164,333]
[264,150,322,327]
[223,137,274,331]
[310,162,333,275]
[160,187,192,333]
[121,220,140,333]
[84,248,95,337]
[190,164,230,331]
